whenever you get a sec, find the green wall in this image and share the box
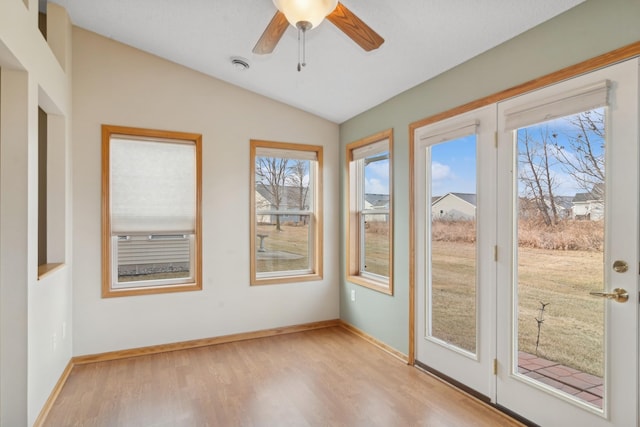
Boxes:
[339,0,640,355]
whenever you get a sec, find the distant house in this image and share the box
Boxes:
[255,184,311,224]
[553,196,575,218]
[572,184,604,220]
[432,193,476,220]
[364,193,390,222]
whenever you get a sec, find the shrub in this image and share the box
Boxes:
[431,218,603,251]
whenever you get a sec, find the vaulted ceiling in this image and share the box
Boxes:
[48,0,585,123]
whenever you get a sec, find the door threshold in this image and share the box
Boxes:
[414,360,539,427]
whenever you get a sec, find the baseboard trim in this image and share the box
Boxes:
[73,319,340,365]
[33,359,74,427]
[339,320,409,363]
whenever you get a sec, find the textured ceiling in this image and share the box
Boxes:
[48,0,585,123]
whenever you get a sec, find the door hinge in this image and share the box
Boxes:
[493,358,498,375]
[494,245,498,262]
[494,131,498,148]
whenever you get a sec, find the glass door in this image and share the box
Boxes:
[414,105,496,399]
[496,58,639,426]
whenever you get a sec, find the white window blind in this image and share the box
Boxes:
[110,137,196,233]
[255,147,318,161]
[419,120,478,146]
[504,80,610,131]
[352,139,389,161]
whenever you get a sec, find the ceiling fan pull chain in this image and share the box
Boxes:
[296,22,309,72]
[302,26,307,68]
[297,25,302,72]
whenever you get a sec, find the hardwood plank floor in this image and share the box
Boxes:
[44,327,523,426]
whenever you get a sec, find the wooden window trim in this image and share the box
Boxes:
[101,125,202,298]
[346,129,394,295]
[250,140,323,286]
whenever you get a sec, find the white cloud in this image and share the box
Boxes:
[365,177,389,194]
[367,160,390,179]
[432,162,453,180]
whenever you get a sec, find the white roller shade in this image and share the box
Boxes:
[352,138,389,161]
[255,147,317,161]
[110,138,196,234]
[504,80,609,131]
[419,120,478,146]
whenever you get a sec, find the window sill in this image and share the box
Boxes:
[347,274,393,295]
[102,282,202,298]
[251,272,323,286]
[38,263,66,280]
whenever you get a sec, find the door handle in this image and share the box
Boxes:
[589,287,629,303]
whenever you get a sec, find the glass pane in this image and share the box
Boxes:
[429,135,477,354]
[115,234,193,286]
[515,108,605,409]
[255,157,312,213]
[363,212,389,276]
[255,155,314,275]
[362,151,390,277]
[256,214,310,274]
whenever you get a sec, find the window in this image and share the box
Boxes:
[347,129,393,294]
[250,140,323,285]
[102,125,202,297]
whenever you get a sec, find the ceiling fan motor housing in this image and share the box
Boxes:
[273,0,338,29]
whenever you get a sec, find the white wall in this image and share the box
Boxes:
[72,28,340,356]
[0,1,73,425]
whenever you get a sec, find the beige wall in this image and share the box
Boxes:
[0,1,73,425]
[71,28,340,356]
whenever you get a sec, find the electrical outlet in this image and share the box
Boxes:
[350,289,356,302]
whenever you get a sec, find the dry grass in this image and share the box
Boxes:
[518,219,604,251]
[363,221,390,276]
[517,246,604,376]
[433,218,604,251]
[431,241,477,353]
[431,240,604,377]
[255,221,390,276]
[256,223,310,272]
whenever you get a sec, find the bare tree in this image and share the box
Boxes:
[552,109,605,193]
[518,127,560,226]
[256,157,288,231]
[286,160,310,224]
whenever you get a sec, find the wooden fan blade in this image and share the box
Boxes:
[253,11,289,55]
[326,3,384,51]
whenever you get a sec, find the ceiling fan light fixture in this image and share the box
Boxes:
[272,0,338,29]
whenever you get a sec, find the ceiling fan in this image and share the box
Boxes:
[253,0,384,70]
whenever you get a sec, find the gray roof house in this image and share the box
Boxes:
[432,193,477,221]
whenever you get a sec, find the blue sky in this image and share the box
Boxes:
[516,110,604,197]
[364,155,390,195]
[429,109,605,197]
[431,135,477,196]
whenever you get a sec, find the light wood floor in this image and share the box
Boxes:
[44,327,523,426]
